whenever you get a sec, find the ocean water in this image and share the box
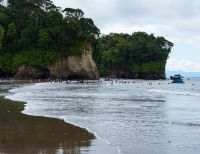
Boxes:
[5,78,200,154]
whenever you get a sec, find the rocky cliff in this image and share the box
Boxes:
[15,65,49,79]
[109,70,166,80]
[15,43,99,80]
[49,43,99,80]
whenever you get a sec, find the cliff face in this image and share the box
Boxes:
[15,43,99,80]
[49,43,99,80]
[15,65,50,79]
[109,70,166,80]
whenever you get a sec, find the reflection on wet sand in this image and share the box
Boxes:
[0,98,95,154]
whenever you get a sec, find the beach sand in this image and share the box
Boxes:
[0,85,95,154]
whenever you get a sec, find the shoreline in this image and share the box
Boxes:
[0,83,95,154]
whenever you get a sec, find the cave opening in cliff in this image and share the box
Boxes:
[67,74,84,80]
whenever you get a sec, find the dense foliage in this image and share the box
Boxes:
[0,0,100,75]
[94,32,173,77]
[0,0,173,78]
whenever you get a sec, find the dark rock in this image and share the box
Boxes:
[15,65,50,79]
[0,68,13,78]
[108,70,165,80]
[139,72,166,80]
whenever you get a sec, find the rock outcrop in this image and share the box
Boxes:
[14,43,99,80]
[139,72,166,80]
[49,43,99,80]
[15,65,50,79]
[0,68,13,78]
[109,70,165,80]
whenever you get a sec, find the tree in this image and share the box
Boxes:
[0,0,103,76]
[63,8,84,19]
[0,25,4,48]
[37,30,51,50]
[0,11,9,28]
[96,32,173,77]
[80,18,100,39]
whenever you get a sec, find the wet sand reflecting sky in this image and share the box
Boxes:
[0,97,95,154]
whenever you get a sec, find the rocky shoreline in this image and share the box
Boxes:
[105,70,166,80]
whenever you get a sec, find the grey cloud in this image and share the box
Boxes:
[52,0,200,45]
[53,0,200,36]
[53,0,200,28]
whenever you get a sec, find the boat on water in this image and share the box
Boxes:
[170,74,185,83]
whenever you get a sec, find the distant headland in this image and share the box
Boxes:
[0,0,173,80]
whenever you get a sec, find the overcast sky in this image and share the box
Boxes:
[53,0,200,72]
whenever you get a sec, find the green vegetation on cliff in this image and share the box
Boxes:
[0,0,100,75]
[93,32,173,79]
[0,0,173,79]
